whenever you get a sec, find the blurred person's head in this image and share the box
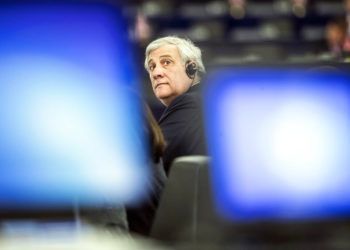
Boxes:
[134,11,152,46]
[345,0,350,12]
[325,18,347,54]
[144,36,205,106]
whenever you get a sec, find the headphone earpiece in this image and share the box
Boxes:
[185,61,197,79]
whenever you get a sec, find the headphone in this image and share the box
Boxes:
[185,61,197,79]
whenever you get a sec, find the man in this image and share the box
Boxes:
[325,18,347,59]
[144,36,207,174]
[343,0,350,54]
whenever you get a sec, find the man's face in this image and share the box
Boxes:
[346,0,350,12]
[147,44,192,106]
[326,24,346,46]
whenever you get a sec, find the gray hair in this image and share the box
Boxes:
[144,36,206,83]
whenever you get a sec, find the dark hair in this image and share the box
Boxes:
[144,105,165,163]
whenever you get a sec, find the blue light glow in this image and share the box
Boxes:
[204,68,350,220]
[0,3,148,208]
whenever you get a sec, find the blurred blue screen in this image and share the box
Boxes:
[204,67,350,221]
[0,3,149,209]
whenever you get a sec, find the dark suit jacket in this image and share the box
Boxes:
[159,84,207,174]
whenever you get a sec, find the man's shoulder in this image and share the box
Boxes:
[169,84,202,108]
[172,90,199,107]
[159,85,203,123]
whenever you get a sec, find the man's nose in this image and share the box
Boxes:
[152,65,164,79]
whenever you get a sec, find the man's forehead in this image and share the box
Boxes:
[149,45,180,61]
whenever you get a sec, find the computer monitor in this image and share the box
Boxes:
[0,2,149,218]
[203,64,350,227]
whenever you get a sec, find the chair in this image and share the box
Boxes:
[150,156,228,243]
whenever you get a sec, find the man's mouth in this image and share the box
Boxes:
[155,82,167,89]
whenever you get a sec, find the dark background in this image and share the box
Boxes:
[118,0,345,118]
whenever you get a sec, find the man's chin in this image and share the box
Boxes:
[156,94,174,106]
[155,90,171,100]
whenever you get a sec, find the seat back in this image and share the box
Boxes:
[150,156,227,243]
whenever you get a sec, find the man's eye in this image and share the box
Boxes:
[149,65,155,71]
[162,60,171,66]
